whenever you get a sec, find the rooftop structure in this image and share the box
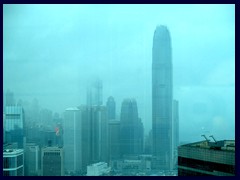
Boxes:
[178,140,235,176]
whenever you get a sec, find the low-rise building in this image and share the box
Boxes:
[87,162,111,176]
[178,140,235,176]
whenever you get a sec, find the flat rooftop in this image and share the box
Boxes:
[180,140,235,151]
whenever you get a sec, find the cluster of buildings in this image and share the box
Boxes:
[3,25,235,176]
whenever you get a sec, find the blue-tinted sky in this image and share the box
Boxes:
[3,4,235,142]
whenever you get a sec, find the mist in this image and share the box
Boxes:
[3,4,235,142]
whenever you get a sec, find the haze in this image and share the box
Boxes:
[3,4,235,142]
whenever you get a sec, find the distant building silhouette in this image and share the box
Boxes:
[172,100,179,169]
[120,99,144,157]
[106,96,116,120]
[5,90,15,106]
[87,79,103,106]
[152,25,174,170]
[88,105,109,164]
[108,120,120,161]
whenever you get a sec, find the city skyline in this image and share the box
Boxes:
[3,4,235,142]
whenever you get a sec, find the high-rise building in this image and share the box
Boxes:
[87,79,103,106]
[178,140,235,176]
[4,106,25,148]
[172,100,179,169]
[152,25,173,170]
[88,105,109,164]
[106,96,116,120]
[41,146,64,176]
[24,143,40,176]
[63,107,83,175]
[3,149,24,176]
[78,105,91,174]
[63,105,109,175]
[108,120,120,161]
[120,99,144,157]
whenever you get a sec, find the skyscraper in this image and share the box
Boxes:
[120,99,144,157]
[87,79,103,106]
[88,105,109,164]
[63,107,82,175]
[152,25,173,170]
[106,96,116,120]
[172,100,179,170]
[108,120,120,161]
[4,106,25,148]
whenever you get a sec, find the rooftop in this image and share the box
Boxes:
[3,149,24,155]
[180,140,235,151]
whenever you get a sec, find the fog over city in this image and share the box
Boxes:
[3,4,235,142]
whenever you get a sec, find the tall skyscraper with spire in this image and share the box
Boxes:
[152,25,173,170]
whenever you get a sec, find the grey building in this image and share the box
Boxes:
[63,105,109,175]
[152,25,173,170]
[88,105,109,164]
[120,99,144,157]
[178,140,235,176]
[24,143,40,176]
[172,100,179,170]
[108,120,121,161]
[63,107,83,174]
[106,96,116,120]
[41,146,64,176]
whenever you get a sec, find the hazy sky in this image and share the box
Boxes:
[3,4,235,142]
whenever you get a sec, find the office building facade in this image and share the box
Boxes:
[4,106,25,148]
[41,146,64,176]
[108,120,121,161]
[178,140,235,176]
[3,149,24,176]
[24,143,40,176]
[88,105,109,164]
[63,107,82,174]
